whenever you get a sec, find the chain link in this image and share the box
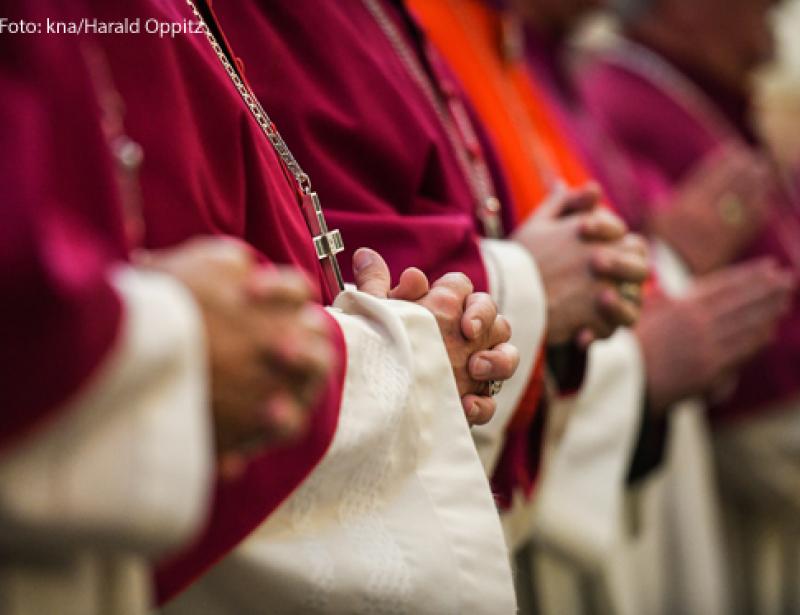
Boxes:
[185,0,312,194]
[361,0,502,237]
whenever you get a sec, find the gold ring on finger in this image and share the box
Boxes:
[618,282,643,305]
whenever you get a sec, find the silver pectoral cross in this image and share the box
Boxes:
[301,191,346,297]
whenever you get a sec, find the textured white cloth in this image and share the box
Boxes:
[0,267,214,615]
[162,289,517,615]
[532,241,728,615]
[531,329,645,568]
[715,394,800,614]
[628,241,727,615]
[474,239,547,475]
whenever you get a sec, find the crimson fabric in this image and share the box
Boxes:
[580,43,800,425]
[0,1,124,454]
[491,359,546,509]
[212,0,493,290]
[78,0,347,602]
[522,27,668,481]
[215,0,560,511]
[524,27,649,228]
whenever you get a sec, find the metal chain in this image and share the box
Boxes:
[445,0,558,191]
[185,0,312,194]
[361,0,503,237]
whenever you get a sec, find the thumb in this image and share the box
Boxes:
[531,180,570,219]
[353,248,391,298]
[559,182,603,217]
[389,267,430,301]
[533,181,601,220]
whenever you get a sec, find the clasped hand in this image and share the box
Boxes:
[136,238,519,481]
[135,237,333,478]
[513,182,650,347]
[352,248,519,426]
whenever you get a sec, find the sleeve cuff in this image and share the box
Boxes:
[0,267,214,556]
[472,239,547,474]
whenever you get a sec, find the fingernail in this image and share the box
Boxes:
[468,403,480,420]
[471,319,483,337]
[473,358,491,378]
[353,249,375,273]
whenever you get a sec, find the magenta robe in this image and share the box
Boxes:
[522,26,673,480]
[212,0,500,290]
[78,0,348,602]
[579,38,800,425]
[523,27,649,229]
[214,0,555,509]
[0,1,125,453]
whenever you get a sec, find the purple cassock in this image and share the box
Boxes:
[212,0,518,292]
[523,26,649,230]
[522,26,668,477]
[577,35,800,426]
[0,1,127,453]
[4,0,350,602]
[78,0,350,602]
[212,0,548,507]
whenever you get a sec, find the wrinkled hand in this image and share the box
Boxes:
[636,258,795,414]
[135,237,333,477]
[513,182,650,346]
[651,144,774,275]
[353,248,519,426]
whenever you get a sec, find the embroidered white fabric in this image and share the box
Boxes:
[163,289,516,615]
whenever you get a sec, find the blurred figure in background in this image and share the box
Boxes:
[0,3,337,613]
[408,1,658,612]
[575,0,800,613]
[498,0,800,611]
[761,0,800,173]
[522,0,800,613]
[410,1,794,613]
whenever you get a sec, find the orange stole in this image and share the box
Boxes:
[410,0,602,506]
[409,0,593,219]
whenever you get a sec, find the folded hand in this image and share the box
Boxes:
[636,258,795,413]
[135,237,334,478]
[353,248,519,426]
[513,182,650,347]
